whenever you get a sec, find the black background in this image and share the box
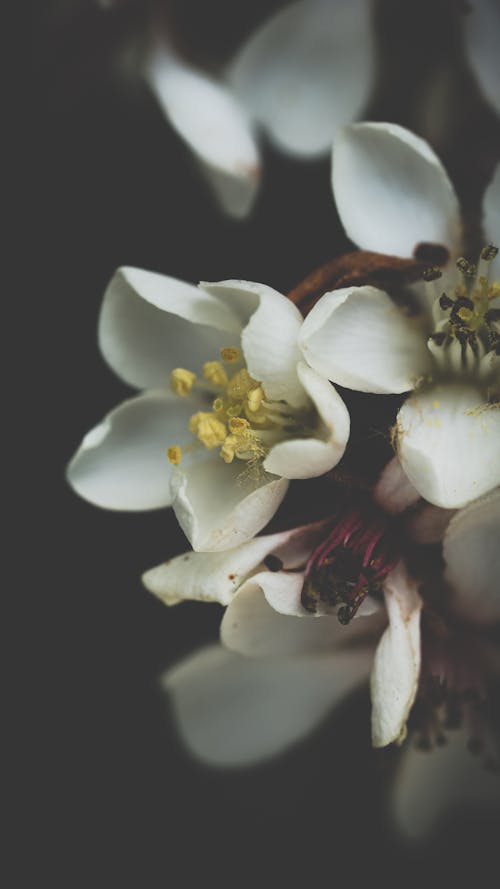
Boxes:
[28,1,500,884]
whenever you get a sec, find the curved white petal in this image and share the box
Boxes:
[228,0,374,157]
[443,488,500,625]
[67,389,205,511]
[264,363,350,478]
[483,162,500,281]
[163,643,373,767]
[145,45,260,218]
[464,0,500,116]
[373,457,421,515]
[299,286,430,393]
[99,268,242,390]
[397,385,500,508]
[392,729,500,839]
[142,523,325,607]
[171,455,289,551]
[221,574,382,658]
[332,122,461,257]
[371,562,422,748]
[201,280,307,408]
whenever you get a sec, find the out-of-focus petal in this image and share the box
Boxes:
[163,643,374,767]
[99,268,242,390]
[332,122,461,256]
[392,729,500,839]
[406,503,456,544]
[145,45,261,218]
[67,389,205,511]
[443,488,500,625]
[397,384,500,508]
[171,455,289,551]
[299,286,430,393]
[228,0,375,157]
[464,0,500,116]
[483,162,500,280]
[371,562,422,748]
[264,363,350,478]
[201,279,307,408]
[373,457,421,515]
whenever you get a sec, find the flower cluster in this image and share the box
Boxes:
[68,119,500,836]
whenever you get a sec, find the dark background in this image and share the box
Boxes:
[29,1,500,884]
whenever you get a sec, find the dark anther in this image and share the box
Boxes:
[439,293,454,310]
[264,554,284,573]
[480,244,499,261]
[456,257,477,277]
[414,242,450,266]
[415,735,433,752]
[337,605,352,626]
[485,308,500,323]
[422,266,443,282]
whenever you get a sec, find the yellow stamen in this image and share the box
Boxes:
[229,417,250,433]
[457,306,473,322]
[227,368,255,400]
[220,435,238,463]
[167,446,182,465]
[220,346,241,363]
[247,386,264,413]
[170,368,197,397]
[203,361,228,388]
[189,412,227,449]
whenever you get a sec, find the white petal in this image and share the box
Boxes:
[392,729,500,839]
[67,389,205,511]
[464,0,500,115]
[299,286,430,393]
[171,455,289,551]
[142,523,325,607]
[264,363,350,478]
[483,162,500,280]
[373,457,421,515]
[145,45,260,218]
[221,574,383,658]
[332,122,461,256]
[228,0,374,157]
[99,268,242,390]
[201,279,307,408]
[397,384,500,508]
[163,643,373,767]
[371,562,422,748]
[443,488,500,625]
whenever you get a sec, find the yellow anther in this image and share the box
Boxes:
[457,306,473,322]
[227,368,255,400]
[189,412,227,450]
[220,435,239,463]
[229,417,250,433]
[203,361,228,388]
[167,446,182,465]
[220,346,241,363]
[171,368,197,397]
[247,386,264,413]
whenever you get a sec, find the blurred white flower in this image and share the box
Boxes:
[148,469,500,837]
[67,271,350,550]
[145,0,375,216]
[299,122,500,509]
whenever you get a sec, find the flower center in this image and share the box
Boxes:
[167,346,312,477]
[302,505,400,624]
[425,245,500,376]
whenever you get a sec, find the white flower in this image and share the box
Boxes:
[143,502,423,765]
[67,271,350,551]
[299,121,500,509]
[147,470,500,838]
[145,0,375,217]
